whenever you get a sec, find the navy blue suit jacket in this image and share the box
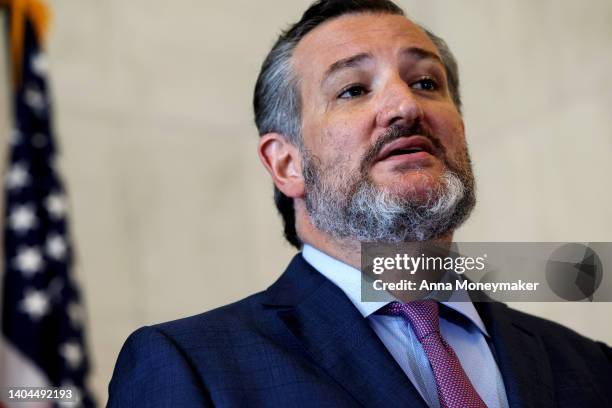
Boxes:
[108,254,612,407]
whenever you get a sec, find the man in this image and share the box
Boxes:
[108,1,612,407]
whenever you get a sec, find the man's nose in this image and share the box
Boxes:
[375,78,424,129]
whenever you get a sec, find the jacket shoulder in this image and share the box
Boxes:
[108,292,270,406]
[108,325,213,407]
[152,290,269,342]
[504,305,612,362]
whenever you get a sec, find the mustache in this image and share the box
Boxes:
[359,121,446,174]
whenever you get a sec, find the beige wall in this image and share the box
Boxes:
[39,0,612,404]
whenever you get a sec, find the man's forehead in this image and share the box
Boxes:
[292,13,439,78]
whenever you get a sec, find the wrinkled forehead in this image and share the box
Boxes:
[292,13,441,87]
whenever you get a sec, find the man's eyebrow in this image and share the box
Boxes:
[401,47,444,66]
[321,52,372,86]
[320,48,443,87]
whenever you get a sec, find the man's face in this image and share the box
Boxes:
[291,12,475,241]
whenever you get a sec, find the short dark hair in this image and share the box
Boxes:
[253,0,462,249]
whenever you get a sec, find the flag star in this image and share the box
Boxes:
[20,289,50,320]
[47,277,65,300]
[45,194,68,219]
[48,155,59,172]
[9,205,38,233]
[67,301,83,328]
[59,342,83,370]
[5,163,30,190]
[58,395,78,407]
[32,133,48,148]
[14,246,45,277]
[58,382,80,406]
[46,234,68,260]
[10,128,22,145]
[31,52,49,76]
[24,85,46,113]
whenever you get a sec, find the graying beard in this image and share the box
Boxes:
[305,168,470,242]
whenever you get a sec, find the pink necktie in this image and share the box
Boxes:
[379,301,487,408]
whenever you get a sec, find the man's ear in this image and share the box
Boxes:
[258,133,305,199]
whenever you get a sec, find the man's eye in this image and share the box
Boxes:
[338,85,368,99]
[411,78,438,91]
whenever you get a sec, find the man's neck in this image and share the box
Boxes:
[302,234,362,269]
[297,213,454,270]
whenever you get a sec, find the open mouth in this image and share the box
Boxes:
[376,136,437,162]
[386,147,427,156]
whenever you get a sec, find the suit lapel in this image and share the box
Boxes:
[263,255,427,407]
[476,302,555,408]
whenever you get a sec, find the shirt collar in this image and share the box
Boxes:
[301,244,490,338]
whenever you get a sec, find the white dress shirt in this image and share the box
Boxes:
[302,244,509,408]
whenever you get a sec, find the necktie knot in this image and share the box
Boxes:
[378,300,440,341]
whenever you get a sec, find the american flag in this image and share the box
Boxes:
[1,10,95,408]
